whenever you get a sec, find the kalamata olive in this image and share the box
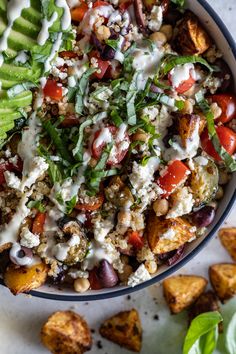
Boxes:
[90,32,104,53]
[164,9,182,24]
[97,259,118,288]
[191,206,215,227]
[101,46,116,60]
[9,243,33,266]
[0,250,10,274]
[158,244,185,265]
[134,0,147,34]
[214,59,234,93]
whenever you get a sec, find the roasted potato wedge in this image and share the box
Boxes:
[189,291,220,322]
[174,11,211,55]
[100,309,142,352]
[219,228,236,262]
[190,157,219,208]
[163,274,207,314]
[4,262,48,295]
[178,114,200,148]
[147,212,195,254]
[209,263,236,302]
[41,311,92,354]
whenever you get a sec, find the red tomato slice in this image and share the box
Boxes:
[168,71,195,94]
[88,268,102,290]
[201,126,236,161]
[71,3,88,22]
[75,193,104,211]
[89,51,110,79]
[32,213,46,235]
[127,231,144,250]
[157,160,190,196]
[43,80,63,101]
[93,0,110,8]
[209,94,236,123]
[0,159,23,184]
[91,125,130,166]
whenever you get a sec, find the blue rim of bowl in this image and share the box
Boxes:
[1,0,236,301]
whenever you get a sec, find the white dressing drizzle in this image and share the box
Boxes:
[170,63,194,88]
[93,127,112,148]
[56,0,71,30]
[38,12,58,45]
[44,32,63,72]
[0,0,31,52]
[0,54,4,67]
[10,243,32,266]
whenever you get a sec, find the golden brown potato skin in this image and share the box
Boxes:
[163,275,207,314]
[99,309,142,352]
[4,262,48,295]
[209,263,236,303]
[41,311,92,354]
[219,228,236,262]
[146,212,195,254]
[174,11,211,55]
[0,242,12,254]
[178,114,200,148]
[189,291,220,322]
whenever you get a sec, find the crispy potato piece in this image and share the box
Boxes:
[0,242,12,254]
[146,212,195,254]
[209,263,236,302]
[219,228,236,261]
[178,114,200,148]
[99,309,142,352]
[175,11,211,55]
[189,290,220,322]
[4,262,48,295]
[163,275,207,314]
[41,311,92,354]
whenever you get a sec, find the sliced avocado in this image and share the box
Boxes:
[0,91,32,109]
[0,63,41,82]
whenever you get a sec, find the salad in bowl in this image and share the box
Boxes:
[0,0,235,296]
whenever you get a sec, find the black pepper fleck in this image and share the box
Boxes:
[96,340,103,349]
[153,314,159,320]
[127,295,131,300]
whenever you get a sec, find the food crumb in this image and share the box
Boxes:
[153,314,159,320]
[96,340,103,349]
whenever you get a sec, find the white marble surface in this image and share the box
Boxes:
[0,1,236,354]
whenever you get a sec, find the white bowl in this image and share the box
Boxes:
[2,0,236,301]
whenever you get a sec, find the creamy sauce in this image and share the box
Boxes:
[0,0,31,52]
[0,54,3,67]
[0,191,31,247]
[56,0,71,30]
[79,5,113,35]
[44,32,63,72]
[93,127,112,148]
[38,12,58,45]
[82,240,115,270]
[14,50,29,64]
[116,123,127,141]
[170,63,194,88]
[10,243,32,266]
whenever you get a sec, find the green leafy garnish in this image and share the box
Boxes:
[226,312,236,354]
[195,91,236,172]
[171,0,185,10]
[105,38,120,50]
[65,195,77,214]
[183,311,223,354]
[27,200,46,213]
[126,72,139,125]
[75,68,96,115]
[38,145,63,184]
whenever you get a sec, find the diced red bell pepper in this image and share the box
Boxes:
[43,79,63,101]
[71,2,88,22]
[32,213,46,235]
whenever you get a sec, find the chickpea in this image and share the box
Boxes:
[149,32,167,47]
[132,130,149,143]
[153,199,169,216]
[182,99,193,114]
[160,24,173,41]
[219,170,230,185]
[89,157,97,168]
[145,260,157,274]
[215,186,224,200]
[118,264,133,282]
[74,278,90,293]
[95,25,111,41]
[210,102,222,120]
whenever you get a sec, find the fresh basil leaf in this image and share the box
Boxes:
[175,100,185,110]
[141,156,151,166]
[42,120,73,163]
[198,326,219,354]
[171,0,185,9]
[7,82,37,98]
[37,145,63,183]
[65,195,77,214]
[183,312,223,354]
[195,91,236,172]
[126,72,139,125]
[27,200,46,213]
[55,192,64,205]
[226,312,236,354]
[75,68,96,115]
[111,109,123,127]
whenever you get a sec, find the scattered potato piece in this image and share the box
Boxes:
[189,290,220,323]
[209,263,236,302]
[147,212,195,254]
[99,309,142,352]
[178,114,200,148]
[219,228,236,261]
[163,275,207,314]
[175,11,211,55]
[0,242,12,254]
[3,262,48,295]
[41,311,92,354]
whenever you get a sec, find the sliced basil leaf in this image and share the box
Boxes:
[65,195,77,214]
[75,68,96,115]
[7,82,37,98]
[195,91,236,172]
[111,109,123,127]
[126,72,139,125]
[37,145,64,184]
[183,311,223,354]
[27,200,46,213]
[226,312,236,354]
[105,38,120,50]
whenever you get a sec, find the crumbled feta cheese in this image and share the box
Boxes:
[93,218,114,242]
[167,187,194,218]
[68,269,89,279]
[160,228,176,240]
[4,147,11,158]
[82,240,120,270]
[20,156,49,192]
[148,5,163,32]
[128,264,151,287]
[20,226,40,248]
[86,86,113,114]
[3,171,21,190]
[8,155,18,166]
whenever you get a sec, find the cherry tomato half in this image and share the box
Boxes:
[168,72,195,94]
[43,79,63,101]
[209,93,236,123]
[89,51,110,79]
[201,126,236,161]
[127,231,144,250]
[157,160,190,196]
[93,1,110,8]
[91,125,130,166]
